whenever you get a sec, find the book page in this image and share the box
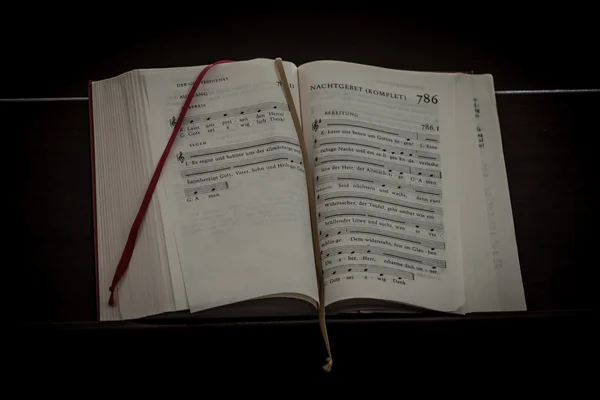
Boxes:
[93,71,179,320]
[143,59,319,313]
[453,75,498,312]
[298,61,466,312]
[472,75,527,311]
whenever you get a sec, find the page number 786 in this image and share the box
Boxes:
[417,93,438,104]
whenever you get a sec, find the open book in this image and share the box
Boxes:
[90,58,526,322]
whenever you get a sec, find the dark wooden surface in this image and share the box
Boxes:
[16,311,598,378]
[7,12,599,376]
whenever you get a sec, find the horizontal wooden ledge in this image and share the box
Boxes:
[1,89,599,102]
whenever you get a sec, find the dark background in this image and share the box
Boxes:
[7,9,599,378]
[3,10,600,96]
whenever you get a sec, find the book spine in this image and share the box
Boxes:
[88,81,100,321]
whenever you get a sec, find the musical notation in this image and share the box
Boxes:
[323,264,415,280]
[322,201,440,231]
[314,175,442,196]
[181,154,303,178]
[312,118,321,132]
[314,137,440,159]
[325,266,415,280]
[318,118,440,143]
[318,214,444,241]
[321,196,441,222]
[180,102,289,126]
[319,226,444,250]
[306,75,450,295]
[180,136,299,159]
[312,111,447,284]
[315,156,441,179]
[319,210,443,230]
[317,182,440,204]
[321,245,446,268]
[184,182,229,197]
[317,192,442,214]
[174,117,306,202]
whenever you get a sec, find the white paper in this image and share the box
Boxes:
[471,75,527,311]
[298,61,466,312]
[144,59,319,312]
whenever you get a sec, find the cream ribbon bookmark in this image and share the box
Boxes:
[274,58,333,372]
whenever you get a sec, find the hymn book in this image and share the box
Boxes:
[89,58,526,322]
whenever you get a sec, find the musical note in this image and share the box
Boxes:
[180,136,298,159]
[320,118,419,139]
[319,197,442,226]
[323,264,415,280]
[313,173,442,196]
[316,190,442,214]
[319,209,443,230]
[314,155,441,178]
[319,225,445,249]
[321,245,446,268]
[184,182,229,197]
[315,135,440,156]
[176,151,185,163]
[169,116,177,127]
[181,155,303,178]
[317,118,441,143]
[181,102,289,125]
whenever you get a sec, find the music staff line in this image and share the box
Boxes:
[315,156,441,179]
[319,210,443,230]
[320,194,441,215]
[317,118,440,143]
[317,184,439,206]
[317,192,442,214]
[315,173,442,196]
[179,136,299,160]
[320,217,443,238]
[323,265,415,280]
[179,102,289,126]
[320,197,441,228]
[181,154,303,178]
[313,108,438,129]
[319,226,445,250]
[314,137,439,160]
[321,245,446,268]
[184,182,229,197]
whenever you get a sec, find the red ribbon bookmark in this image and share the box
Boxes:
[108,60,233,307]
